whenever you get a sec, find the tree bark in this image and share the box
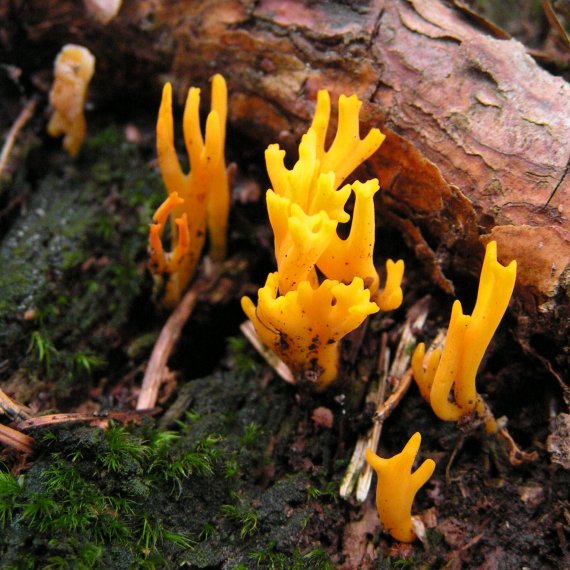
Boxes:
[3,0,569,366]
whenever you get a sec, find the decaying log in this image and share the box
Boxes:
[3,0,569,368]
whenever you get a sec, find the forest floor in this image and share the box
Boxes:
[0,107,568,569]
[1,1,569,566]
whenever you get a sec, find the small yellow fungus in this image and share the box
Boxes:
[412,241,516,427]
[47,44,96,157]
[365,432,435,543]
[148,192,191,304]
[411,341,441,403]
[241,274,379,390]
[150,74,229,308]
[376,259,406,312]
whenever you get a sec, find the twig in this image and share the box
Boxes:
[497,422,539,465]
[521,338,570,410]
[374,368,414,423]
[353,342,391,502]
[478,392,540,465]
[356,305,429,502]
[339,334,389,499]
[137,272,222,410]
[0,388,32,421]
[445,432,466,485]
[18,413,105,430]
[0,98,37,180]
[445,405,538,480]
[340,300,429,501]
[137,289,199,410]
[0,423,34,454]
[17,410,156,431]
[542,0,570,47]
[239,320,295,384]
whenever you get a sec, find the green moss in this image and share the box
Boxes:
[378,555,427,569]
[227,336,260,377]
[242,421,263,446]
[248,542,334,570]
[1,362,340,568]
[0,418,227,568]
[305,480,337,501]
[0,126,163,393]
[221,495,260,539]
[0,472,23,528]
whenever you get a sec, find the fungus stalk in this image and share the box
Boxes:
[241,274,378,391]
[148,74,230,309]
[412,241,516,428]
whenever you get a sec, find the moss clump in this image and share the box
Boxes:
[247,544,335,570]
[0,370,336,569]
[0,127,163,393]
[0,421,213,568]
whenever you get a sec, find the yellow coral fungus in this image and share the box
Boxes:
[264,90,384,217]
[148,192,191,303]
[241,274,379,390]
[150,75,229,308]
[266,193,337,294]
[412,241,516,427]
[264,90,403,301]
[365,432,435,543]
[316,178,382,296]
[242,88,405,388]
[308,90,386,189]
[265,130,351,221]
[47,44,95,157]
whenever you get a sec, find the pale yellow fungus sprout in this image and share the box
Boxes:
[241,273,379,391]
[376,258,406,312]
[47,44,95,157]
[412,241,516,429]
[148,74,229,308]
[84,0,122,24]
[365,432,435,543]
